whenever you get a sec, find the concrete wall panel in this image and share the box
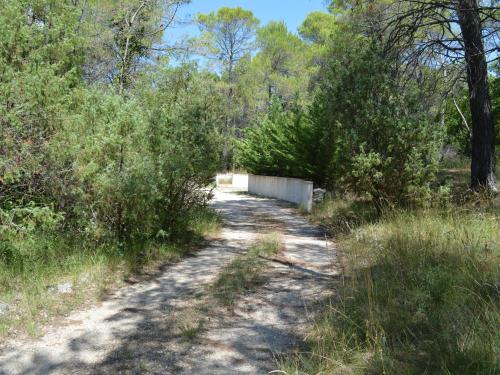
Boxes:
[248,175,313,212]
[216,174,249,190]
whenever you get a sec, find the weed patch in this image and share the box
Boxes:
[211,233,282,306]
[309,197,381,236]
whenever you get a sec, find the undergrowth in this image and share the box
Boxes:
[0,207,221,338]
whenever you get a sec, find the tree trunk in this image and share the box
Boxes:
[456,0,497,191]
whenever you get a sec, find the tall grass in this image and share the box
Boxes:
[0,207,221,338]
[308,196,381,236]
[283,202,499,374]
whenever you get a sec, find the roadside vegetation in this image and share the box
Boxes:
[282,161,499,374]
[0,1,224,337]
[211,233,283,306]
[226,2,499,371]
[0,207,221,337]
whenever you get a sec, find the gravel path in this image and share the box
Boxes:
[0,189,336,375]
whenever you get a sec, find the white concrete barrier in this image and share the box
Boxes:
[216,173,249,190]
[232,174,249,189]
[216,174,232,186]
[248,174,313,212]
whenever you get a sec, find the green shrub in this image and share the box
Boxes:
[0,0,83,205]
[0,204,64,266]
[238,31,443,206]
[308,33,442,205]
[51,65,223,242]
[237,99,313,179]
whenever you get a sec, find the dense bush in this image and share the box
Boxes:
[0,2,222,275]
[0,2,223,244]
[0,1,83,204]
[309,34,443,204]
[59,80,222,241]
[238,31,443,205]
[237,99,313,179]
[0,3,224,336]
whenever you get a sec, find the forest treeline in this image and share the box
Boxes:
[1,0,498,246]
[235,1,499,201]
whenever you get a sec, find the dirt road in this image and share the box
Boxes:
[0,189,336,375]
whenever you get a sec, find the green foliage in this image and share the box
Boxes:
[0,204,63,237]
[0,205,220,337]
[0,3,223,335]
[197,7,259,76]
[197,6,258,29]
[0,3,221,243]
[63,89,154,239]
[58,64,223,241]
[237,99,313,179]
[0,204,63,266]
[0,0,83,201]
[284,206,500,374]
[310,31,442,203]
[252,21,310,108]
[239,27,442,205]
[196,6,259,169]
[299,12,338,45]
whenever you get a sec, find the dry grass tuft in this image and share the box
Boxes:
[210,233,283,307]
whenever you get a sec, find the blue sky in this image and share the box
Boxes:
[165,0,328,42]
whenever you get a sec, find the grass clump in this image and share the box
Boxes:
[187,207,223,240]
[309,196,381,236]
[175,304,208,342]
[283,205,499,374]
[211,233,282,306]
[180,321,204,342]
